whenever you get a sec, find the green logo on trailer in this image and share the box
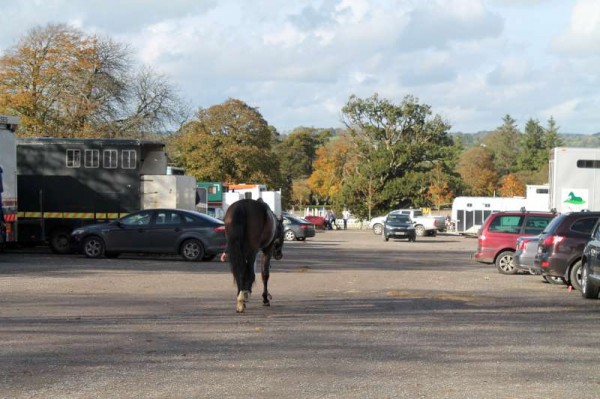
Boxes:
[564,192,586,205]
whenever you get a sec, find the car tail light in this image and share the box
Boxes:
[542,235,564,248]
[517,239,529,251]
[300,224,308,229]
[541,260,549,268]
[214,226,225,233]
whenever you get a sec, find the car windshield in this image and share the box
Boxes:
[388,215,410,223]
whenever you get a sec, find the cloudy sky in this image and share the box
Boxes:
[1,0,599,134]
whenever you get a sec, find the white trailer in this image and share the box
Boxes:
[222,184,282,217]
[452,185,550,234]
[451,196,527,234]
[141,175,197,211]
[549,147,600,213]
[0,115,20,244]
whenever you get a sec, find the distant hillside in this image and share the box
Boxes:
[451,131,600,149]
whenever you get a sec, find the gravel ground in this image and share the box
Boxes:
[1,231,600,398]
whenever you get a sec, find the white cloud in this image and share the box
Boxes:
[0,0,599,133]
[541,99,580,123]
[553,0,600,56]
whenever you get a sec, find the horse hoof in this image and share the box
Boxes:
[263,301,270,306]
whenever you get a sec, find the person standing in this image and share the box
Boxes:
[342,209,350,230]
[324,210,333,230]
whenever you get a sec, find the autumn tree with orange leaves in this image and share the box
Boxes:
[457,147,499,196]
[0,24,188,138]
[498,173,525,197]
[307,134,355,206]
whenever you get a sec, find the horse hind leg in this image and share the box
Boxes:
[261,255,272,306]
[236,290,250,313]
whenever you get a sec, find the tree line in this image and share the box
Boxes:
[0,24,576,220]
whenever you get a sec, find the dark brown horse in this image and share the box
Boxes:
[223,198,284,313]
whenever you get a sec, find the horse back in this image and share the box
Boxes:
[224,199,274,252]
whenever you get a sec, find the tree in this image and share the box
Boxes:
[498,173,525,197]
[427,163,454,211]
[516,119,546,171]
[340,93,455,219]
[0,23,188,138]
[169,98,282,188]
[483,115,521,175]
[307,134,354,206]
[290,179,312,210]
[275,127,332,180]
[539,116,564,167]
[457,147,498,196]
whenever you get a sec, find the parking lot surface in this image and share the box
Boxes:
[1,231,600,398]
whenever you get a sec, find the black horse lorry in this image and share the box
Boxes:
[16,138,196,253]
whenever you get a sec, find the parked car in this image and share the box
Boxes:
[282,214,316,241]
[369,209,444,236]
[304,215,326,230]
[472,211,556,275]
[382,214,416,242]
[533,211,600,291]
[514,235,566,284]
[71,208,226,261]
[581,221,600,299]
[513,235,540,274]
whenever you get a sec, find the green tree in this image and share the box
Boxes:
[169,98,282,188]
[483,115,521,175]
[544,117,563,148]
[516,118,546,171]
[275,127,332,180]
[340,93,455,219]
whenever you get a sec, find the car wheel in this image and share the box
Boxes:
[581,262,600,299]
[284,230,296,241]
[296,237,306,241]
[543,275,566,285]
[495,250,517,275]
[82,236,105,259]
[180,239,205,261]
[569,260,583,291]
[105,252,120,258]
[50,229,73,254]
[373,224,383,235]
[414,225,426,237]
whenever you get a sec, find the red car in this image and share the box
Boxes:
[304,215,326,230]
[472,211,556,274]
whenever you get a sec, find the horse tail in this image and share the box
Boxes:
[227,203,249,286]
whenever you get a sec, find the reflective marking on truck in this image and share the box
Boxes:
[16,212,126,219]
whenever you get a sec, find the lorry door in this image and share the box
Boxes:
[146,210,185,253]
[106,210,154,252]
